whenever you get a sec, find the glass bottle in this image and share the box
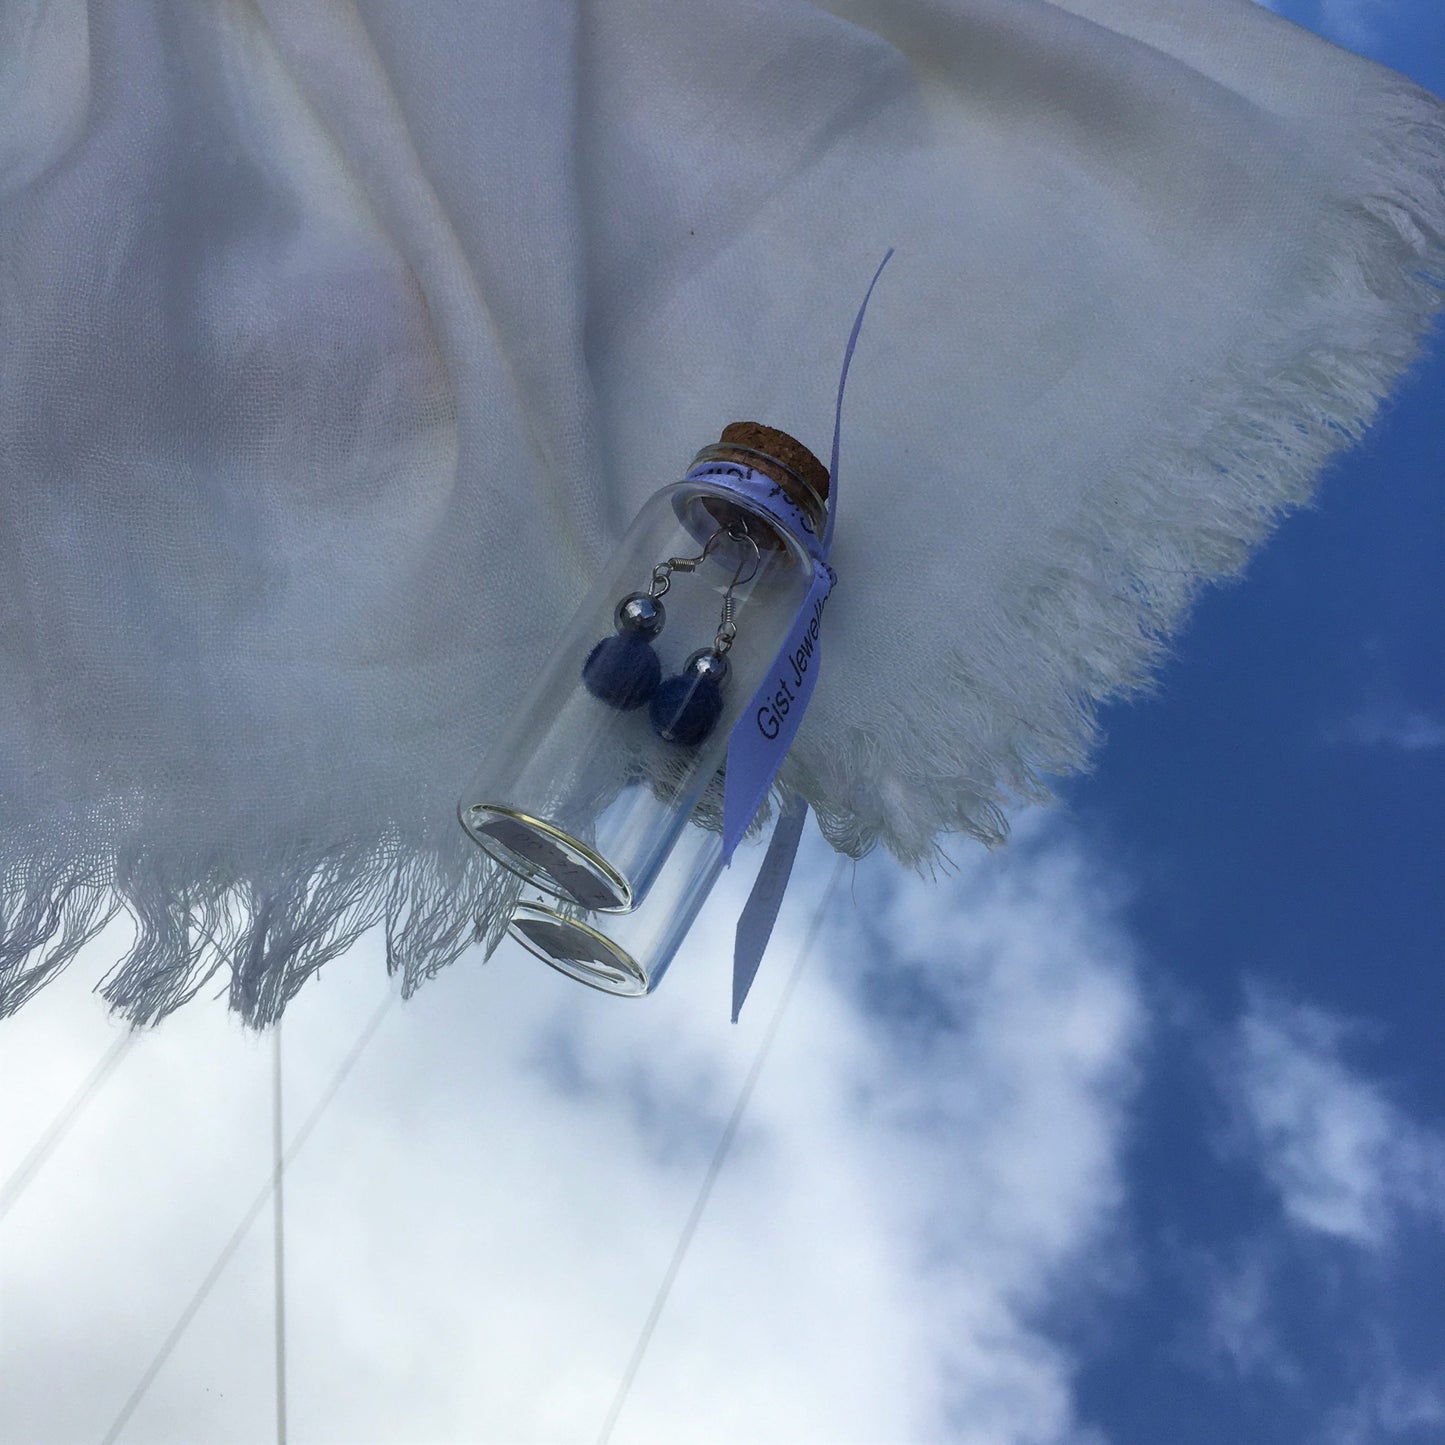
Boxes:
[459,422,826,913]
[506,776,773,996]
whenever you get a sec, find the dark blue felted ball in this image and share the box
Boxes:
[583,634,661,710]
[649,673,724,746]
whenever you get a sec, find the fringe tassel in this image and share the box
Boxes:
[1,78,1440,1025]
[1,833,519,1029]
[796,74,1445,866]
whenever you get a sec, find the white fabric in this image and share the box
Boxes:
[1,0,1441,1022]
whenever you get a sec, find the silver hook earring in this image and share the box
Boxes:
[581,530,742,712]
[649,528,761,746]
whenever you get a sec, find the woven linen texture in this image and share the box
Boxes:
[1,0,1441,1022]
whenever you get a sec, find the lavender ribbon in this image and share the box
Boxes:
[713,248,894,1019]
[676,460,834,861]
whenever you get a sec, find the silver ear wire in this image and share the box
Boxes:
[649,526,730,598]
[710,527,760,656]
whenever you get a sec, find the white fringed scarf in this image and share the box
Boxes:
[1,0,1441,1023]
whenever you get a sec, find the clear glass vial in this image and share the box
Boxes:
[460,422,827,912]
[506,776,772,996]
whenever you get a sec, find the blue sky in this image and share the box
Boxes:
[1066,4,1445,1440]
[1,4,1441,1444]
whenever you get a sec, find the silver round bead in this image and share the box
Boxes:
[615,592,665,638]
[683,648,730,684]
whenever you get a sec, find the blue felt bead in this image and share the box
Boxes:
[583,634,661,709]
[649,672,724,746]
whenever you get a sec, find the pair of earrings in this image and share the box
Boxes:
[583,526,760,746]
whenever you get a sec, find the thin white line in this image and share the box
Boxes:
[594,856,847,1445]
[273,1020,288,1445]
[0,1028,138,1223]
[100,993,394,1445]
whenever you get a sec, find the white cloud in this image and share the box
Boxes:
[1326,704,1445,752]
[1223,986,1445,1246]
[1198,1243,1300,1386]
[1251,1,1385,52]
[1323,1346,1445,1445]
[1197,1232,1445,1442]
[0,816,1142,1444]
[1187,990,1445,1433]
[1319,0,1389,49]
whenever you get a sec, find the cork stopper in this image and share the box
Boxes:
[714,422,830,515]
